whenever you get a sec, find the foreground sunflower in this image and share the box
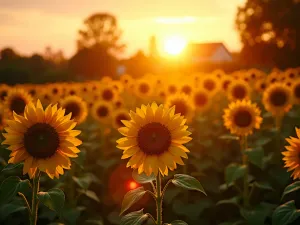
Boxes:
[60,96,88,124]
[4,88,32,117]
[2,100,81,179]
[223,100,262,136]
[283,128,300,180]
[117,102,192,176]
[165,94,194,122]
[263,83,292,116]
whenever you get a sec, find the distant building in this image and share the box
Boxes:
[184,42,233,63]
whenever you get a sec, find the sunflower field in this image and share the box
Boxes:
[1,68,300,225]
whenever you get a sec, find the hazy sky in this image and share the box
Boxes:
[0,0,245,58]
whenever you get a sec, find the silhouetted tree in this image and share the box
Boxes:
[69,44,118,79]
[77,13,125,54]
[236,0,300,68]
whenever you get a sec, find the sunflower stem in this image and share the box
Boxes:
[241,136,249,208]
[30,171,40,225]
[156,173,163,225]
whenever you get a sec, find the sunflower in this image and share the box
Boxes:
[111,108,131,129]
[91,101,113,124]
[255,79,267,93]
[60,96,88,124]
[2,100,81,179]
[200,75,220,96]
[227,80,251,102]
[117,103,192,176]
[221,76,233,92]
[111,81,124,94]
[48,84,63,100]
[0,84,10,101]
[292,79,300,104]
[167,83,178,95]
[120,74,133,87]
[223,100,262,136]
[192,89,211,112]
[100,86,117,102]
[263,83,292,116]
[135,79,153,98]
[101,76,113,84]
[165,94,194,122]
[283,128,300,180]
[4,88,32,117]
[180,83,193,96]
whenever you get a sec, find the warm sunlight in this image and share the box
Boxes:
[163,35,187,56]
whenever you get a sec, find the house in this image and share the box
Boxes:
[183,42,233,63]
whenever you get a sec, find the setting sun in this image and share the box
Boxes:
[163,35,187,55]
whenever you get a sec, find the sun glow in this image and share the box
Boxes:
[163,35,187,56]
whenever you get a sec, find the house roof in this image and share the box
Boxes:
[184,42,231,58]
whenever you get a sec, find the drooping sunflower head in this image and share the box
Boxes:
[60,96,88,124]
[2,100,81,179]
[165,94,194,122]
[283,128,300,180]
[263,83,292,116]
[4,88,32,117]
[111,108,131,129]
[227,80,251,102]
[192,88,211,113]
[91,101,113,124]
[223,100,262,136]
[117,102,192,176]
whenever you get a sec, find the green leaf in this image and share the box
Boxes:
[38,188,65,214]
[225,164,246,185]
[219,135,239,141]
[282,181,300,199]
[132,171,155,184]
[62,206,85,225]
[120,187,146,215]
[1,163,22,173]
[251,181,274,191]
[0,176,31,204]
[85,219,104,225]
[120,209,149,225]
[172,174,206,195]
[78,189,100,202]
[241,202,276,225]
[169,220,188,225]
[0,199,27,221]
[216,196,240,207]
[245,147,264,169]
[272,200,300,225]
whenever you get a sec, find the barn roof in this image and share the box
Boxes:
[184,42,231,58]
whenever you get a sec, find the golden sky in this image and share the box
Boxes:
[0,0,245,57]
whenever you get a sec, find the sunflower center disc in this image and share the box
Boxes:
[223,81,231,90]
[0,91,7,100]
[194,93,207,107]
[234,110,252,128]
[24,123,60,158]
[233,85,246,99]
[97,106,108,117]
[294,85,300,98]
[182,86,192,95]
[102,89,113,101]
[270,90,287,106]
[10,97,26,114]
[65,102,81,119]
[172,100,188,116]
[204,80,215,91]
[168,86,177,94]
[137,122,171,155]
[139,84,149,94]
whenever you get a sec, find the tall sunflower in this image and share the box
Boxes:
[223,100,262,136]
[4,88,32,117]
[227,80,251,102]
[117,103,192,176]
[263,83,292,116]
[283,128,300,180]
[2,100,81,179]
[60,96,88,124]
[91,101,113,124]
[165,94,194,122]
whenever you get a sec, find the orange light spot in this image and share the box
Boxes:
[128,181,138,190]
